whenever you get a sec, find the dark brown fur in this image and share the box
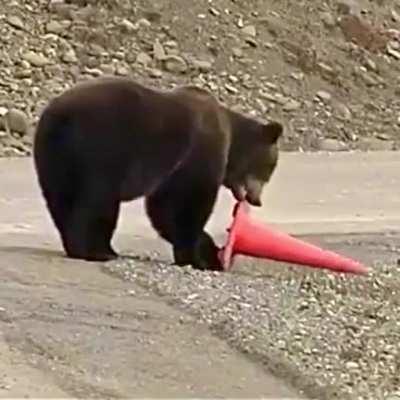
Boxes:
[33,77,283,270]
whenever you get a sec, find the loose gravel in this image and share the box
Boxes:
[105,249,400,400]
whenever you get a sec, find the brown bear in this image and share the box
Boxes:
[33,76,283,270]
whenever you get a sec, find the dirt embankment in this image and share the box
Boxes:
[1,0,400,156]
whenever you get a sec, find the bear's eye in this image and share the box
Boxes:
[248,148,278,182]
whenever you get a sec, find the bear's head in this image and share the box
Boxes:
[223,116,283,207]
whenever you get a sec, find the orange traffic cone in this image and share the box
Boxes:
[218,201,369,275]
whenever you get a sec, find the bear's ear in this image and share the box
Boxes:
[260,121,283,144]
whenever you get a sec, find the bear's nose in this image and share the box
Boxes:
[246,193,262,207]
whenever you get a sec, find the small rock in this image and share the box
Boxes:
[45,21,66,34]
[389,40,400,50]
[148,68,163,78]
[364,57,377,71]
[255,98,269,113]
[116,65,129,76]
[232,48,243,58]
[209,7,220,17]
[335,103,352,120]
[225,84,238,94]
[241,25,257,37]
[163,55,187,73]
[360,72,378,86]
[48,2,73,19]
[136,18,151,28]
[191,59,213,72]
[290,72,304,80]
[337,0,361,17]
[321,12,336,28]
[7,15,24,30]
[283,99,301,111]
[153,39,166,61]
[62,49,78,63]
[229,75,239,83]
[316,138,347,152]
[357,137,394,151]
[22,51,51,67]
[15,68,32,79]
[0,107,8,117]
[345,361,359,369]
[387,46,400,60]
[164,40,178,49]
[391,10,400,23]
[4,108,30,135]
[101,64,115,75]
[316,90,332,102]
[136,52,152,66]
[120,18,138,33]
[84,67,103,77]
[375,133,390,141]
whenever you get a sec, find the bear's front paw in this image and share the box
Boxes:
[193,233,223,271]
[173,234,222,271]
[173,248,194,266]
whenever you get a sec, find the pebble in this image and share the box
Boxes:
[345,361,359,369]
[321,12,336,28]
[357,137,394,151]
[7,15,24,30]
[232,48,244,58]
[387,46,400,60]
[116,65,129,76]
[136,52,152,66]
[148,68,163,78]
[364,57,377,71]
[337,0,361,16]
[120,18,138,33]
[391,10,400,23]
[283,99,301,111]
[225,84,238,94]
[163,55,188,73]
[335,103,352,121]
[191,59,213,72]
[241,25,256,37]
[316,138,348,152]
[316,90,332,102]
[153,39,166,61]
[45,21,66,34]
[22,51,51,67]
[62,49,78,63]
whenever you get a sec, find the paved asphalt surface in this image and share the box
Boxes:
[0,151,399,398]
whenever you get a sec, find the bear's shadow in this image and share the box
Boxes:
[0,244,169,265]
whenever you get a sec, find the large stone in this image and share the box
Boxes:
[3,108,30,135]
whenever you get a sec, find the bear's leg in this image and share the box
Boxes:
[64,179,120,262]
[145,175,222,270]
[42,189,74,252]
